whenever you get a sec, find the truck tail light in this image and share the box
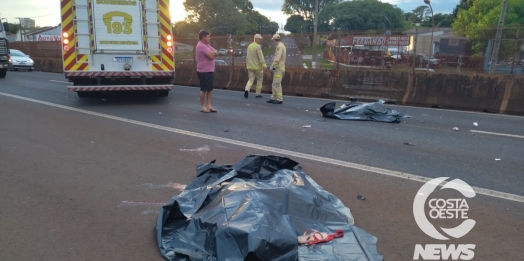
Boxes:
[62,31,70,51]
[166,35,173,50]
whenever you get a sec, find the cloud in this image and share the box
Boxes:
[381,0,459,14]
[254,8,289,26]
[250,0,283,11]
[250,0,460,28]
[3,1,61,27]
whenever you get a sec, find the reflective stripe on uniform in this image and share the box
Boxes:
[246,42,266,70]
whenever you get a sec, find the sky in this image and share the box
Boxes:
[1,0,460,29]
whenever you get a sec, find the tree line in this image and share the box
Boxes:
[166,0,524,57]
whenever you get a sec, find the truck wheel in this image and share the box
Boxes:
[77,91,89,98]
[158,90,169,97]
[0,69,6,78]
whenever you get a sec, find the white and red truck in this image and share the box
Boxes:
[60,0,175,97]
[0,19,12,78]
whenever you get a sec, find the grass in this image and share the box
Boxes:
[262,46,276,56]
[300,59,334,70]
[301,45,325,55]
[317,59,334,70]
[302,60,312,68]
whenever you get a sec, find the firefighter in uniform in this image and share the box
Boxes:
[267,33,286,104]
[244,34,266,98]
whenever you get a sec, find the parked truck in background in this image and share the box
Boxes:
[0,19,13,78]
[434,37,479,68]
[60,0,175,97]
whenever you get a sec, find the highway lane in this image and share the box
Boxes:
[0,88,523,260]
[218,37,303,67]
[1,71,523,197]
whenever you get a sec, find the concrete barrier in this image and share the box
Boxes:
[32,57,63,73]
[173,64,524,115]
[32,60,524,115]
[404,73,504,112]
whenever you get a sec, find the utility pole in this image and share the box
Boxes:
[424,0,434,69]
[311,0,319,68]
[489,0,509,74]
[510,26,520,75]
[412,23,420,72]
[16,17,24,42]
[258,22,262,34]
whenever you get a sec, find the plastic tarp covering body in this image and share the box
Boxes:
[320,100,407,123]
[155,155,383,261]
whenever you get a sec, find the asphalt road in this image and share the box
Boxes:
[1,71,523,261]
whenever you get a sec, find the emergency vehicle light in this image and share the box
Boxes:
[166,35,172,41]
[63,39,69,45]
[63,32,69,38]
[167,41,172,47]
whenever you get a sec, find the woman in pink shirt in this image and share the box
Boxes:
[196,30,218,113]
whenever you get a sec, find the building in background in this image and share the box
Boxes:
[16,25,60,42]
[19,18,36,29]
[403,27,452,56]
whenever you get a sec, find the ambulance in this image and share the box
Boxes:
[60,0,175,97]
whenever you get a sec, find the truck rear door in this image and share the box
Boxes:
[92,0,144,53]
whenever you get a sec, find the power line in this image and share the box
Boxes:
[28,14,59,18]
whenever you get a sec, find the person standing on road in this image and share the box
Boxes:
[196,30,218,113]
[267,33,286,104]
[244,34,267,98]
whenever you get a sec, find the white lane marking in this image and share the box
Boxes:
[141,182,186,190]
[117,201,167,207]
[180,145,210,152]
[1,91,523,203]
[49,80,69,84]
[471,130,524,139]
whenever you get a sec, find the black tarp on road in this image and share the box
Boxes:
[155,155,383,261]
[320,100,408,123]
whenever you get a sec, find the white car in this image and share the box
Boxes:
[217,48,228,56]
[9,49,34,71]
[214,60,228,66]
